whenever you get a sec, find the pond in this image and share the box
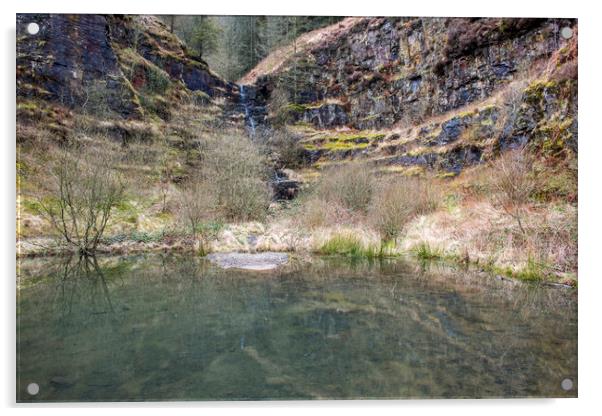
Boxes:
[16,254,577,401]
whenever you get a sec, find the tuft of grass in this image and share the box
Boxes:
[412,242,444,261]
[513,256,548,282]
[316,233,385,259]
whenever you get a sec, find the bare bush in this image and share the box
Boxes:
[261,128,308,169]
[178,178,218,253]
[314,163,375,213]
[38,148,126,255]
[299,198,355,229]
[490,147,537,234]
[369,176,439,242]
[200,134,272,221]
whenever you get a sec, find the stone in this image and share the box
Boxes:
[206,252,289,271]
[50,376,75,388]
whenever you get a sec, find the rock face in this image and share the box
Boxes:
[253,17,576,130]
[16,14,578,178]
[244,16,577,174]
[16,14,236,120]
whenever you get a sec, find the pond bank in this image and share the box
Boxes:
[17,212,577,287]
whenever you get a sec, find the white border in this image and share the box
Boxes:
[3,0,600,414]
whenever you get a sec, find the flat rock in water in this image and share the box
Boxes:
[207,252,289,271]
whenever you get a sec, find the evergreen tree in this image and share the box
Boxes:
[159,15,344,80]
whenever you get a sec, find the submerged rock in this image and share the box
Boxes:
[207,252,289,271]
[50,376,75,388]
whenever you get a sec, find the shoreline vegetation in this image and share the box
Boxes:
[17,198,577,287]
[17,132,577,286]
[16,233,576,288]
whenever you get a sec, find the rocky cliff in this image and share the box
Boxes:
[16,15,578,177]
[17,14,237,121]
[243,17,577,175]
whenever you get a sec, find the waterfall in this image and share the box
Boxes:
[239,84,256,137]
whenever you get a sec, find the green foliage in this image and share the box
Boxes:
[189,17,221,58]
[317,233,382,259]
[185,15,343,80]
[194,221,224,240]
[145,67,170,95]
[514,256,547,282]
[412,242,443,261]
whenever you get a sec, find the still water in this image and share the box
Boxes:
[17,254,577,401]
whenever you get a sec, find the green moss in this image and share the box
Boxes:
[524,79,559,101]
[303,132,386,152]
[402,166,426,177]
[359,113,380,122]
[17,102,39,112]
[436,171,458,179]
[273,103,310,125]
[321,141,369,151]
[537,116,574,154]
[284,103,309,113]
[455,109,477,119]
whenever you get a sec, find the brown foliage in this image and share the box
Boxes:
[369,176,439,242]
[490,147,537,234]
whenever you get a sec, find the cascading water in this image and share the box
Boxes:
[239,84,256,137]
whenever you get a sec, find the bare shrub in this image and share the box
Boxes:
[201,134,272,221]
[261,128,308,169]
[314,163,375,213]
[178,178,218,253]
[38,147,126,255]
[369,176,439,242]
[490,147,537,234]
[299,198,355,229]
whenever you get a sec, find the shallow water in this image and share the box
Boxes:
[17,254,577,401]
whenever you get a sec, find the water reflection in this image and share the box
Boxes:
[17,254,577,401]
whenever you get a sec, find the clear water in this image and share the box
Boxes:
[17,254,577,401]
